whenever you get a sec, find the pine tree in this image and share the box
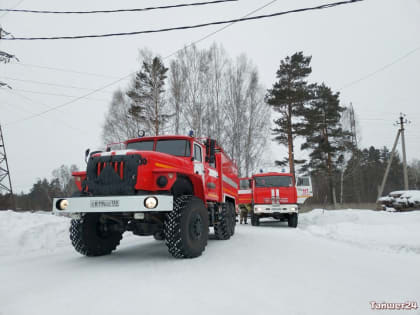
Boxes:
[127,55,169,136]
[265,52,312,180]
[300,83,351,206]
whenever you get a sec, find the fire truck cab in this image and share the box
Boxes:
[53,135,238,259]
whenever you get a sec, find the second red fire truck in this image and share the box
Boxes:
[239,172,312,227]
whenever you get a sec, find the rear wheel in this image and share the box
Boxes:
[70,213,123,256]
[288,213,298,228]
[227,202,236,236]
[153,231,165,241]
[214,203,232,240]
[164,196,209,258]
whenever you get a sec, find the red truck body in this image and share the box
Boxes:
[72,135,238,207]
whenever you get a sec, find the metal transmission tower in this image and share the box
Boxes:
[0,124,15,210]
[377,113,411,200]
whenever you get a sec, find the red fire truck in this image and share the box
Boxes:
[53,135,238,258]
[238,172,312,227]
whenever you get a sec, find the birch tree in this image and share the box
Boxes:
[168,59,186,134]
[175,45,210,137]
[102,89,142,145]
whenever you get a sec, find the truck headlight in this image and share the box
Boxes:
[144,197,158,209]
[255,207,263,212]
[56,199,69,211]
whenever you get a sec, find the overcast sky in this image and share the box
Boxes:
[1,0,419,192]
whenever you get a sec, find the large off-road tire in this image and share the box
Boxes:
[251,212,260,226]
[227,202,236,237]
[164,195,209,258]
[70,213,123,257]
[288,213,298,228]
[214,203,233,240]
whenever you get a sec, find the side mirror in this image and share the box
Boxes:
[84,149,90,164]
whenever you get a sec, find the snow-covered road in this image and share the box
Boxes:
[1,210,419,315]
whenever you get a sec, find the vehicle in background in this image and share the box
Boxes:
[296,176,313,205]
[53,135,238,258]
[238,172,312,228]
[377,190,420,211]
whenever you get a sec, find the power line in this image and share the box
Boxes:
[2,0,364,41]
[4,0,280,126]
[3,88,109,102]
[6,1,278,78]
[165,0,278,59]
[0,0,237,14]
[2,90,88,133]
[339,43,420,90]
[0,76,113,94]
[9,62,121,79]
[4,78,131,126]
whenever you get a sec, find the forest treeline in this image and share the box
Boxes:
[1,44,418,210]
[0,165,78,211]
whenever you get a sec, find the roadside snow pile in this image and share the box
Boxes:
[300,209,420,254]
[0,210,70,256]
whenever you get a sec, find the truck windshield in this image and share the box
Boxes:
[255,176,292,188]
[156,139,191,157]
[126,141,154,151]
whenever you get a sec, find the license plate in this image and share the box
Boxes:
[90,200,120,208]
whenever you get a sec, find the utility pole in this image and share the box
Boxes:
[0,124,15,210]
[377,113,410,200]
[399,114,409,190]
[349,103,358,148]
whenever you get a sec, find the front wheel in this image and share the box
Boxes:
[288,213,298,228]
[70,213,123,256]
[251,212,260,226]
[164,196,209,258]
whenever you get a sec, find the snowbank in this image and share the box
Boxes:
[0,210,70,256]
[299,209,420,254]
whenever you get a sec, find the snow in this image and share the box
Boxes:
[1,209,419,315]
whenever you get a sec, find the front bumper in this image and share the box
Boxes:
[52,195,173,216]
[254,204,298,214]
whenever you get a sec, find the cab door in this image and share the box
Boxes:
[296,177,313,204]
